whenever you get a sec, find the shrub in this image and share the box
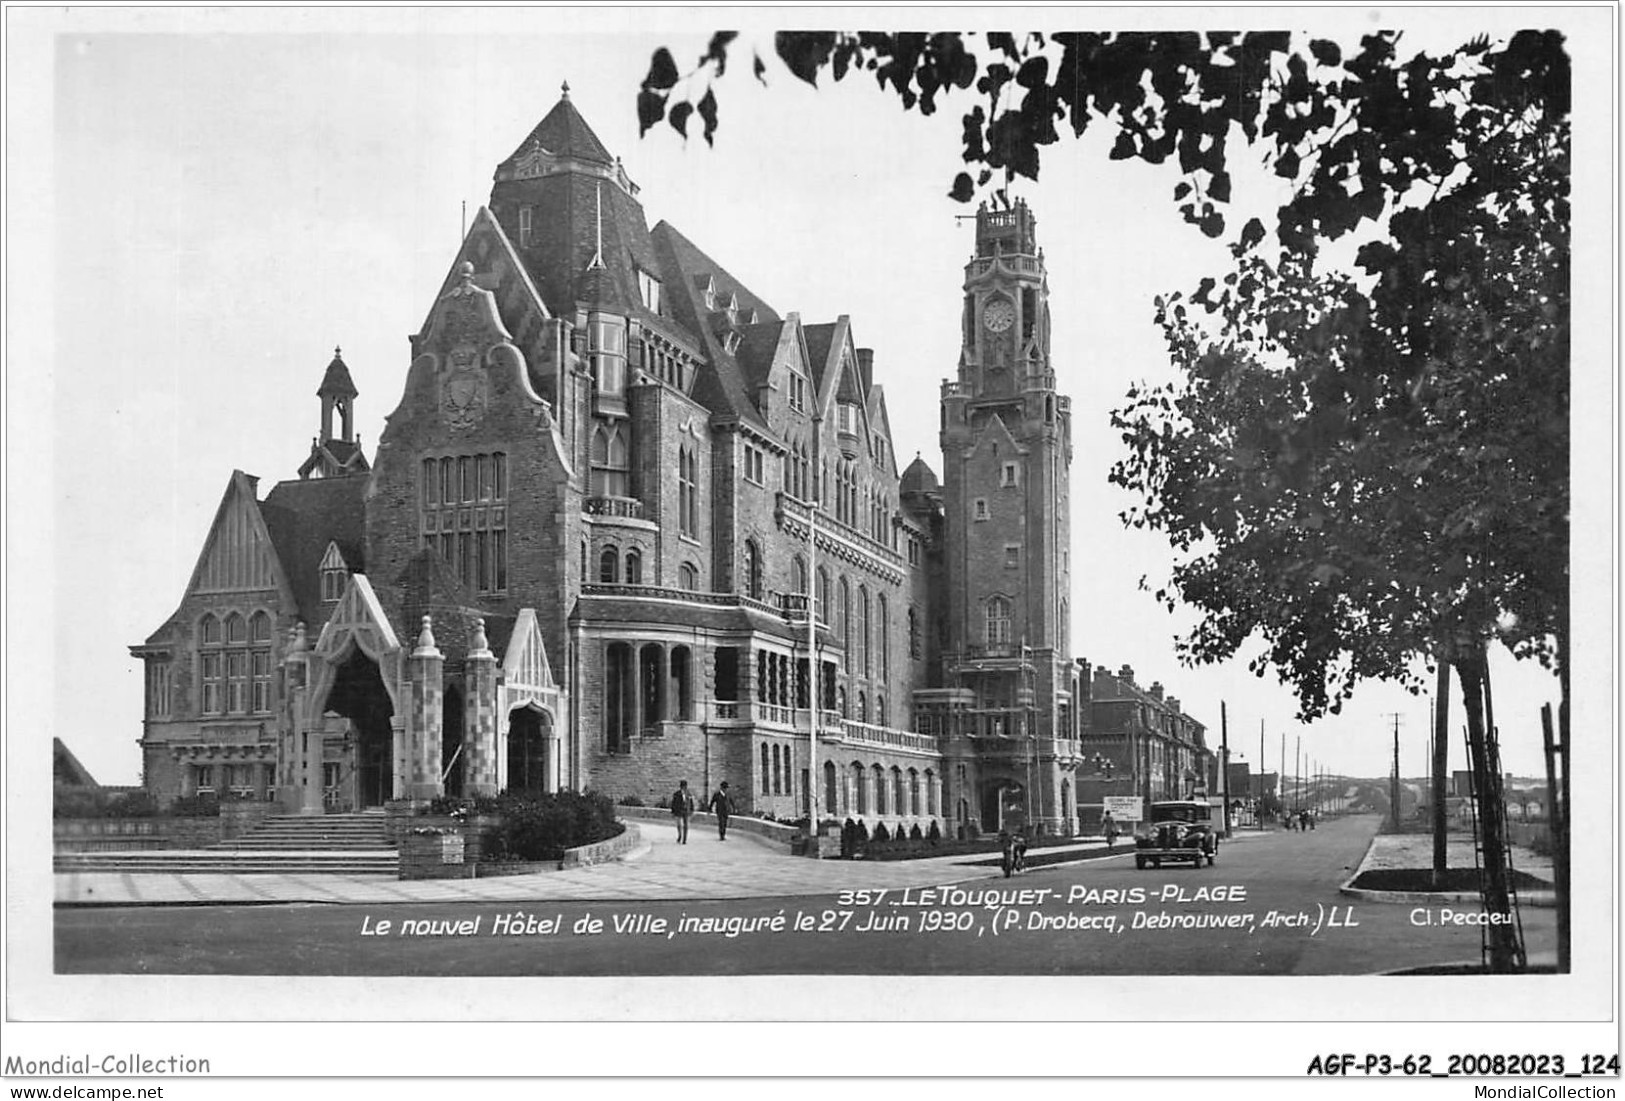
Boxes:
[872,822,891,843]
[169,794,222,818]
[617,794,645,807]
[106,790,159,818]
[927,820,942,842]
[488,789,620,862]
[909,824,924,841]
[426,795,471,817]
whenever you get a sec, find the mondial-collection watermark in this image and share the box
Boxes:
[3,1055,211,1075]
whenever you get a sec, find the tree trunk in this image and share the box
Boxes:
[1431,660,1450,889]
[1456,650,1522,972]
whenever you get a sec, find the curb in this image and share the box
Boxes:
[1338,835,1556,908]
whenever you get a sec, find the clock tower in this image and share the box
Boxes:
[937,198,1079,835]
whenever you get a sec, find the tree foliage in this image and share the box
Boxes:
[1110,76,1567,720]
[639,29,1568,246]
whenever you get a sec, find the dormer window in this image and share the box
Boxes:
[788,372,807,413]
[722,331,740,355]
[320,542,348,602]
[637,269,662,314]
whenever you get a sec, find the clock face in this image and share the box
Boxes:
[983,298,1016,333]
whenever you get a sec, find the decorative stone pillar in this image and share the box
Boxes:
[408,615,445,801]
[465,618,500,796]
[284,623,324,816]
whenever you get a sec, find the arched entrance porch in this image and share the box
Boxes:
[505,704,554,794]
[323,648,395,809]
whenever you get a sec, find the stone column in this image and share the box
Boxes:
[408,616,445,801]
[465,618,500,796]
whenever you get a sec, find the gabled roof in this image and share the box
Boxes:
[261,475,368,625]
[498,92,614,173]
[53,738,98,788]
[649,221,781,432]
[733,320,787,396]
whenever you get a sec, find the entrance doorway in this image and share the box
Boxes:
[506,707,551,794]
[441,685,465,798]
[325,650,395,808]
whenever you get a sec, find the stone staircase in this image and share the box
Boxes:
[54,812,399,876]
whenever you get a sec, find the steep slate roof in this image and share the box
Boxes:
[733,320,787,395]
[901,454,941,496]
[53,738,98,787]
[498,93,615,172]
[318,348,358,398]
[648,221,780,433]
[260,475,368,625]
[802,323,837,391]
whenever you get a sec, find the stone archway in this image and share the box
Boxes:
[506,705,553,794]
[324,648,395,808]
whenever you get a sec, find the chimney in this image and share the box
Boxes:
[1118,664,1134,686]
[1149,681,1164,701]
[1167,697,1181,715]
[857,348,875,393]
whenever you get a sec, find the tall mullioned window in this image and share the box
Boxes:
[678,447,698,537]
[421,452,508,593]
[986,597,1012,648]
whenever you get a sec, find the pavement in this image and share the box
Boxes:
[57,822,1215,907]
[1343,829,1556,906]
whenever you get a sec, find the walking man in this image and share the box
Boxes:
[670,779,695,844]
[707,780,733,841]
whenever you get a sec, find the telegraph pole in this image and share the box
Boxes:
[1220,701,1231,837]
[1383,712,1404,831]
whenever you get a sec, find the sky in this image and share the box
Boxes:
[11,7,1609,795]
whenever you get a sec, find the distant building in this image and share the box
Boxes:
[1075,660,1212,826]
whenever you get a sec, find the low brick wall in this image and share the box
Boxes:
[53,817,228,852]
[559,823,639,868]
[399,830,477,880]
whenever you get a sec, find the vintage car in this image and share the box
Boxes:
[1133,800,1219,869]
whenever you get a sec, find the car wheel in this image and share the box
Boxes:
[1207,849,1217,867]
[1135,856,1146,870]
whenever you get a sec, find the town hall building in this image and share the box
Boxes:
[131,87,1205,836]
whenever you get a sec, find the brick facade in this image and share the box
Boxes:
[132,90,1208,839]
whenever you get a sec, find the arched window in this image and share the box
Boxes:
[893,767,906,817]
[858,587,871,676]
[599,547,619,584]
[792,555,807,599]
[772,744,783,794]
[876,695,887,726]
[678,446,698,536]
[679,562,699,591]
[908,607,922,660]
[852,762,867,815]
[605,642,633,753]
[1059,596,1068,655]
[873,763,888,815]
[761,743,771,793]
[225,613,246,644]
[591,424,631,498]
[743,540,762,599]
[816,567,829,625]
[986,596,1012,648]
[925,769,938,815]
[200,614,221,645]
[878,594,889,678]
[625,549,642,585]
[857,691,868,723]
[838,578,851,653]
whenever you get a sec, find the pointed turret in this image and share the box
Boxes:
[299,346,370,480]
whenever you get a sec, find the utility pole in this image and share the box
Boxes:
[1220,701,1231,838]
[1383,712,1403,831]
[1294,735,1301,814]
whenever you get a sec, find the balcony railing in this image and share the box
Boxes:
[836,720,938,755]
[584,495,644,519]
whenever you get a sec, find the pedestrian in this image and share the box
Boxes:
[1102,812,1119,851]
[707,780,733,840]
[669,779,695,844]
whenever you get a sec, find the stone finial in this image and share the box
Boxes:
[561,80,571,100]
[334,345,342,358]
[415,615,437,654]
[459,260,475,287]
[470,616,491,657]
[291,622,308,653]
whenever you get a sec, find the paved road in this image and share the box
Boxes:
[54,814,1553,976]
